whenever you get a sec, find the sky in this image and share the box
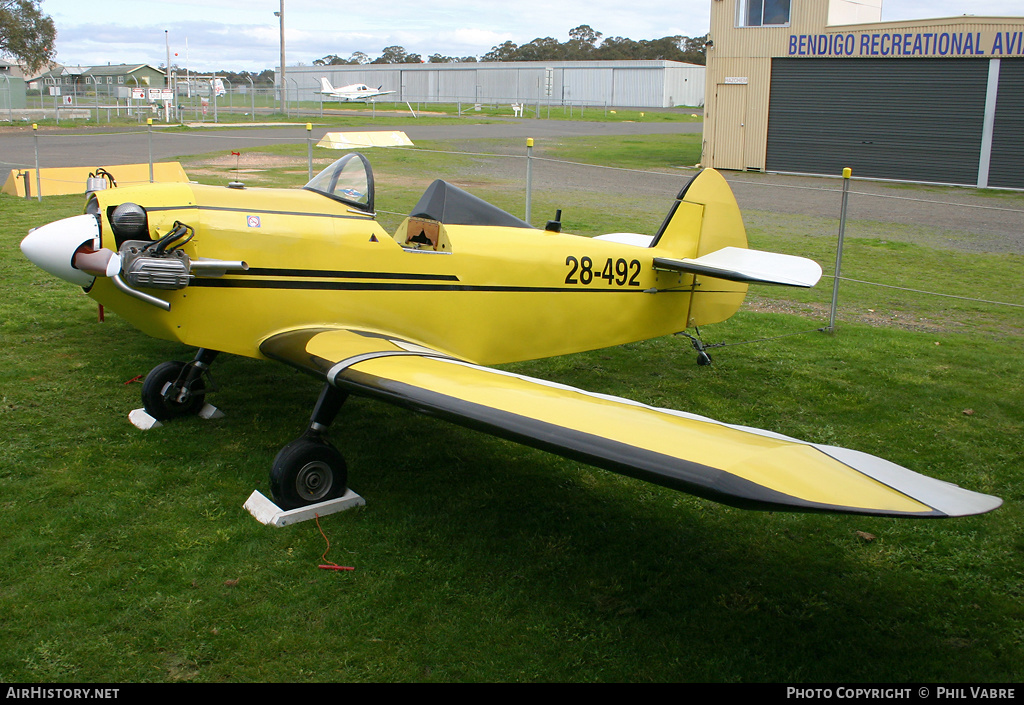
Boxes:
[38,0,1024,72]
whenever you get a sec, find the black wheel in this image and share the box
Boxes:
[696,351,713,366]
[141,360,206,421]
[270,437,348,510]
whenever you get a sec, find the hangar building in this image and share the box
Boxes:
[702,0,1024,188]
[282,60,706,109]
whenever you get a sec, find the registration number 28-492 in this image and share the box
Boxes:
[564,256,642,287]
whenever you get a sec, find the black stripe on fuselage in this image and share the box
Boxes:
[189,277,694,294]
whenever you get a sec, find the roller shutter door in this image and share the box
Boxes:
[766,58,989,185]
[989,59,1024,189]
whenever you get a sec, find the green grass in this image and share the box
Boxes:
[181,101,701,124]
[2,135,1022,683]
[11,102,700,130]
[538,133,703,170]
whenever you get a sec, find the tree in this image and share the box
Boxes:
[371,46,406,64]
[481,40,518,62]
[568,24,602,46]
[0,0,56,74]
[514,37,561,61]
[479,27,706,65]
[313,54,345,66]
[313,27,706,68]
[372,46,421,64]
[566,24,602,58]
[313,52,369,66]
[680,35,708,64]
[429,54,478,63]
[594,36,641,60]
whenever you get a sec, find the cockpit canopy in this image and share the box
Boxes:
[410,180,533,228]
[304,153,374,212]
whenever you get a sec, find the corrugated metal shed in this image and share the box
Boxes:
[282,61,705,108]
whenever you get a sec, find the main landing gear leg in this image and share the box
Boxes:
[141,348,220,421]
[270,384,350,510]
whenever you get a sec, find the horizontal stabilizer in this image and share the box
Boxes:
[654,247,823,288]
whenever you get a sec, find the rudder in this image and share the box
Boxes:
[650,169,750,328]
[650,168,748,257]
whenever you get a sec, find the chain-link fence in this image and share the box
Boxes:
[4,125,1023,340]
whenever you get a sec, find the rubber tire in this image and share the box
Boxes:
[141,360,206,421]
[270,437,348,510]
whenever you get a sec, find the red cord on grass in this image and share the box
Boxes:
[315,514,354,572]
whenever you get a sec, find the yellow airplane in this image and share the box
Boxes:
[20,154,1002,518]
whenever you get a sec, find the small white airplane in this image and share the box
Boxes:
[317,77,395,102]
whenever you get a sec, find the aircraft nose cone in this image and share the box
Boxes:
[21,214,102,287]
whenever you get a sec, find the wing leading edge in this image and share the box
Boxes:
[261,328,1002,519]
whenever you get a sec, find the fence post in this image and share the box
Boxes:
[148,118,154,183]
[307,123,313,181]
[828,167,852,333]
[525,137,534,224]
[32,123,41,201]
[247,76,255,121]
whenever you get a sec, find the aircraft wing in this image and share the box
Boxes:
[261,328,1001,518]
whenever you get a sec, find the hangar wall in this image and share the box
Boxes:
[281,61,706,109]
[703,0,1024,188]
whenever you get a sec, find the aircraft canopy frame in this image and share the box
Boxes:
[304,153,375,213]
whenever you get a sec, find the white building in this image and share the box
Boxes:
[281,60,706,109]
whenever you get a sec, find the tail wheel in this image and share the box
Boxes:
[141,360,206,421]
[270,437,348,510]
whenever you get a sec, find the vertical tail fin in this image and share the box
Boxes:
[650,169,750,328]
[650,168,748,257]
[320,77,334,93]
[649,169,821,328]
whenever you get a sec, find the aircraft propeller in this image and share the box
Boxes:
[21,210,247,313]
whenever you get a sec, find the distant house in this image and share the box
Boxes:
[85,64,166,92]
[0,59,23,78]
[31,64,166,96]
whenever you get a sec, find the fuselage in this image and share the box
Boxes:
[70,181,731,365]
